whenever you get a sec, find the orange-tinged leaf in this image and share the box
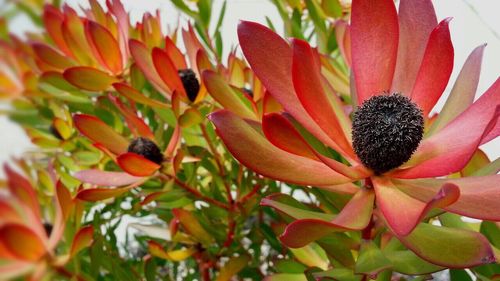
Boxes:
[208,110,351,186]
[117,152,161,177]
[148,241,195,261]
[152,47,186,97]
[70,225,94,257]
[4,165,40,219]
[43,5,71,57]
[32,43,73,70]
[461,149,490,176]
[0,224,46,261]
[164,36,187,69]
[113,82,169,108]
[216,254,250,281]
[61,8,95,65]
[394,175,500,222]
[172,209,214,246]
[196,49,212,73]
[374,177,459,236]
[76,186,133,201]
[73,114,129,155]
[56,181,73,221]
[108,94,154,139]
[85,21,123,74]
[278,189,374,248]
[203,71,258,120]
[129,39,170,96]
[63,67,118,91]
[52,118,72,140]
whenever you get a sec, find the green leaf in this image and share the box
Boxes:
[214,0,227,33]
[383,250,444,275]
[354,240,392,275]
[481,221,500,248]
[313,268,362,281]
[274,260,308,274]
[450,269,473,281]
[321,0,342,18]
[398,223,495,268]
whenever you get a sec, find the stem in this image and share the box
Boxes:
[238,184,260,205]
[200,123,225,175]
[173,177,230,210]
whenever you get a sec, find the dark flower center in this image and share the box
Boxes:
[178,69,200,102]
[351,93,424,174]
[43,222,53,236]
[128,137,164,165]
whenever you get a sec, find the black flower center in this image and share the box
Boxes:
[178,69,200,102]
[128,137,164,165]
[351,93,424,174]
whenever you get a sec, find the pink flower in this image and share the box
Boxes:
[209,0,499,268]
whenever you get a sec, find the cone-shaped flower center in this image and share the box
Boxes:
[352,93,424,174]
[178,69,200,102]
[128,137,164,165]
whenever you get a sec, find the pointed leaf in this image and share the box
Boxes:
[73,114,129,155]
[76,186,133,201]
[152,47,186,97]
[398,223,496,268]
[85,21,122,74]
[172,209,214,246]
[113,82,169,108]
[203,70,258,120]
[351,0,399,104]
[208,110,351,186]
[129,39,169,95]
[32,43,74,70]
[63,66,118,91]
[279,189,374,248]
[216,254,250,281]
[291,39,354,158]
[237,21,341,151]
[428,45,485,134]
[164,37,187,69]
[0,224,46,261]
[391,0,437,95]
[411,19,454,116]
[70,225,94,257]
[374,177,459,236]
[355,240,392,275]
[148,241,195,261]
[395,78,500,178]
[394,175,500,221]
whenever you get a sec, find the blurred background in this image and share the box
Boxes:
[1,0,499,176]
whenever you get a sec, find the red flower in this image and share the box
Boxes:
[209,0,499,268]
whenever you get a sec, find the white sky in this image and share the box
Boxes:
[1,0,499,175]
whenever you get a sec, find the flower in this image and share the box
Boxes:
[129,25,210,103]
[72,111,168,201]
[0,165,92,280]
[209,0,500,268]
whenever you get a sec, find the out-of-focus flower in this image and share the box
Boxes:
[0,165,93,280]
[209,0,500,268]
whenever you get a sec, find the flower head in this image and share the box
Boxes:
[209,0,500,268]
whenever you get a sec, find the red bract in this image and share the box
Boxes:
[209,0,500,268]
